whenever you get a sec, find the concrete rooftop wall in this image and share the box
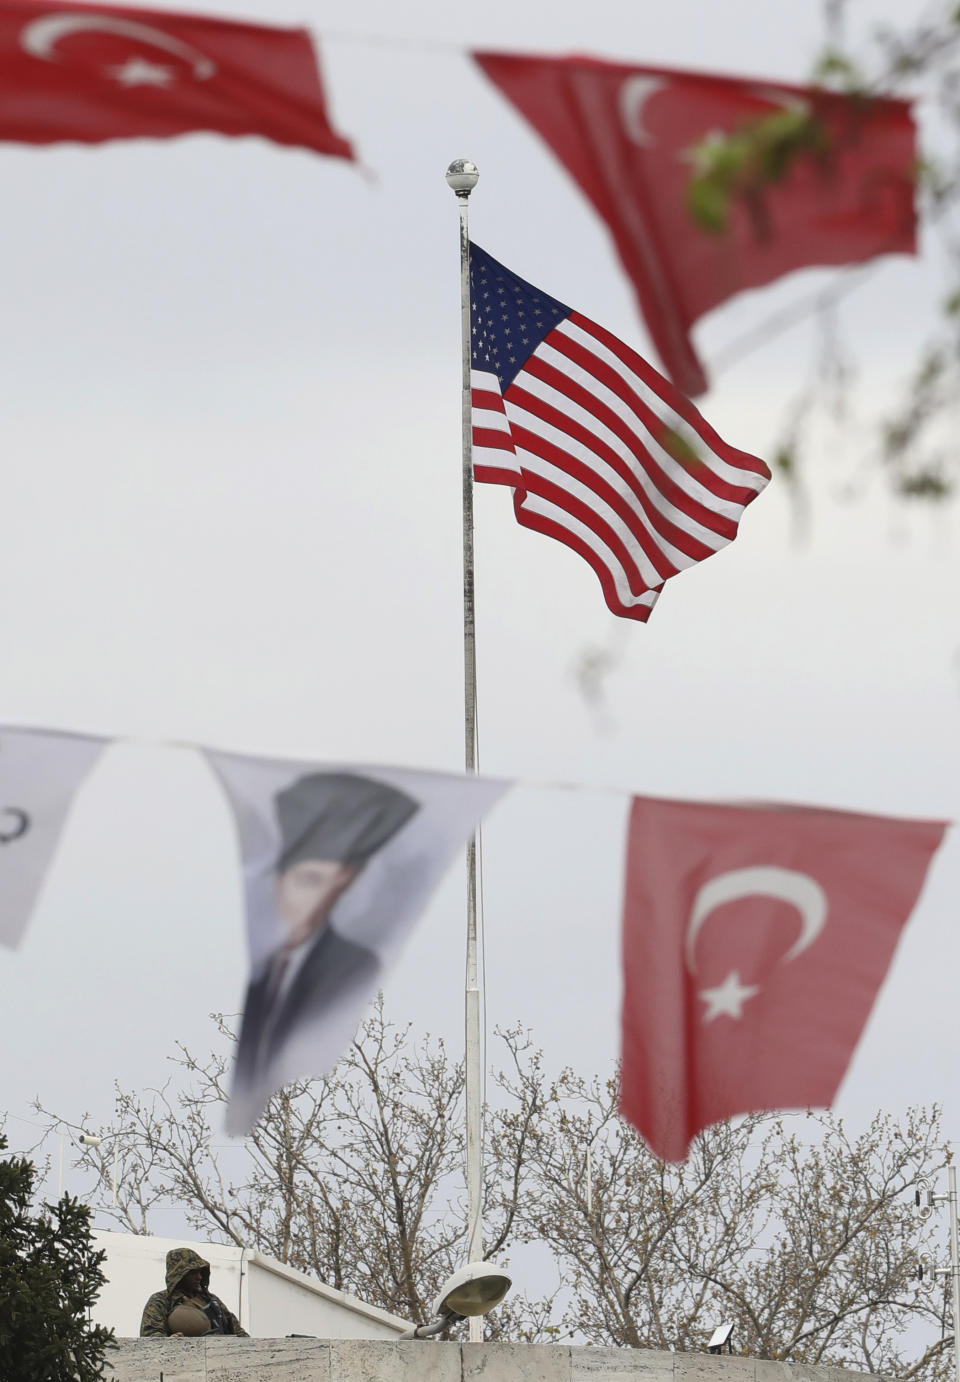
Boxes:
[104,1337,881,1382]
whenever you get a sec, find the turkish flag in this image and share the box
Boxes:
[0,0,354,157]
[475,53,916,395]
[619,795,947,1162]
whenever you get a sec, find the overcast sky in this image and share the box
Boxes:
[1,0,957,1247]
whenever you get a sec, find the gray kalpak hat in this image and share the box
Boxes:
[274,772,419,873]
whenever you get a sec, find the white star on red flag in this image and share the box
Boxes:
[698,970,761,1023]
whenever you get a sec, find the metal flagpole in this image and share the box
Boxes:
[445,157,483,1344]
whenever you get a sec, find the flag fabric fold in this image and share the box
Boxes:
[470,241,770,621]
[0,0,354,157]
[203,749,511,1134]
[474,52,916,395]
[0,725,106,949]
[619,794,948,1162]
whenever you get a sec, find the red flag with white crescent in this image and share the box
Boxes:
[0,0,354,158]
[474,53,916,396]
[619,795,947,1162]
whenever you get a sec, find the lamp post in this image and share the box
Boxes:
[55,1129,123,1208]
[77,1133,121,1208]
[943,1166,959,1382]
[917,1165,960,1382]
[56,1127,117,1205]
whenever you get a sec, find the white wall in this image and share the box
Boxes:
[242,1253,408,1340]
[93,1233,244,1339]
[93,1232,407,1340]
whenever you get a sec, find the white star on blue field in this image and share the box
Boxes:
[469,243,570,389]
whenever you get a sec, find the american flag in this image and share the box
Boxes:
[469,243,771,621]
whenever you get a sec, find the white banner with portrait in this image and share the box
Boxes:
[0,725,106,949]
[204,750,511,1134]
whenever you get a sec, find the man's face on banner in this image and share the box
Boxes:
[275,857,357,949]
[270,771,421,954]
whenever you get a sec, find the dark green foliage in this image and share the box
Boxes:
[895,469,953,498]
[773,446,796,479]
[0,1134,114,1381]
[812,49,866,90]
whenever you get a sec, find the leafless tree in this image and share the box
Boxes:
[500,1060,952,1376]
[30,1010,953,1368]
[32,999,547,1330]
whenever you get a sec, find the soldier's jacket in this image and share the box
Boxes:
[139,1247,249,1337]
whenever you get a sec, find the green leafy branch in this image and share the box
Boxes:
[686,108,832,238]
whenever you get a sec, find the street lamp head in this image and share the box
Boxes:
[398,1262,512,1339]
[432,1262,512,1319]
[78,1134,102,1147]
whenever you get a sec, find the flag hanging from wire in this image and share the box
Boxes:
[469,242,771,621]
[204,749,510,1135]
[0,0,354,158]
[0,725,106,949]
[619,794,948,1161]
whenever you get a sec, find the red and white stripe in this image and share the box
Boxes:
[471,310,770,621]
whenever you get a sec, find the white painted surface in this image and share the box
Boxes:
[92,1231,407,1340]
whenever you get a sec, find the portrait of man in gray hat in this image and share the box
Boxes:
[234,771,420,1092]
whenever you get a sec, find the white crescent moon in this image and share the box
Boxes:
[619,75,666,147]
[21,12,215,79]
[685,865,827,973]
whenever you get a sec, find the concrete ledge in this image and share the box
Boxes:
[568,1348,675,1380]
[106,1337,333,1381]
[104,1339,882,1382]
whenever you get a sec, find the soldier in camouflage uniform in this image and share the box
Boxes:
[139,1246,249,1337]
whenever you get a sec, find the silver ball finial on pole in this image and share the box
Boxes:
[446,158,479,197]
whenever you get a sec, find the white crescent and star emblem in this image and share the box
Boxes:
[624,80,815,171]
[686,865,828,1024]
[20,12,216,88]
[619,75,666,147]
